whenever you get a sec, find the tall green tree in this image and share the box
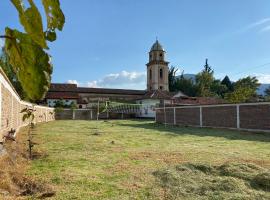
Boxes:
[225,76,260,103]
[210,79,228,98]
[0,0,65,102]
[196,59,215,97]
[221,75,233,91]
[168,66,178,92]
[176,73,198,96]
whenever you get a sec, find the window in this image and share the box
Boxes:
[160,68,163,78]
[160,53,162,57]
[160,86,163,90]
[149,69,152,80]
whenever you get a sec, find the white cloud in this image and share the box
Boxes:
[260,25,270,32]
[254,74,270,84]
[237,18,270,33]
[89,70,146,89]
[0,39,4,48]
[66,70,147,90]
[67,80,79,85]
[247,18,270,29]
[87,80,99,88]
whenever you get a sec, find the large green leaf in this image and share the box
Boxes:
[11,0,47,48]
[42,0,65,42]
[5,28,52,101]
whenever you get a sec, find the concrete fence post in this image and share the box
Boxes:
[90,110,93,120]
[199,106,203,127]
[236,105,240,129]
[154,109,157,123]
[173,107,176,125]
[72,109,75,120]
[164,106,166,126]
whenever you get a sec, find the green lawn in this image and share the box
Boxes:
[27,120,270,199]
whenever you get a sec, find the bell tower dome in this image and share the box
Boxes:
[146,40,169,91]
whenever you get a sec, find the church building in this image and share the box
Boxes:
[45,40,221,117]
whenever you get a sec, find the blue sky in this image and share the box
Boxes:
[1,0,270,89]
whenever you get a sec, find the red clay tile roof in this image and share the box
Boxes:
[46,91,78,99]
[77,87,146,95]
[50,83,77,92]
[174,97,225,105]
[138,90,173,100]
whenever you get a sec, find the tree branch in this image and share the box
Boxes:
[0,35,14,40]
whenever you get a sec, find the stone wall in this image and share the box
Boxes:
[0,67,54,140]
[156,103,270,132]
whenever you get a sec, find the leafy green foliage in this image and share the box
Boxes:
[196,59,215,97]
[21,107,35,123]
[11,0,47,48]
[168,66,178,92]
[1,0,65,102]
[54,99,77,109]
[5,28,52,101]
[225,76,260,103]
[210,79,228,98]
[0,48,26,98]
[221,75,233,92]
[169,67,198,96]
[42,0,65,42]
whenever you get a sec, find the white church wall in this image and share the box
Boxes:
[136,99,160,118]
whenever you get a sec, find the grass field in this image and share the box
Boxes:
[10,120,270,199]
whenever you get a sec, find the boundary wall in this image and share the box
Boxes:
[156,102,270,132]
[0,67,54,140]
[55,109,135,120]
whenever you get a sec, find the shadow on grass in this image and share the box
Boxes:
[117,119,270,143]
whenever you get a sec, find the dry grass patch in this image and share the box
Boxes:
[13,120,270,199]
[0,128,54,199]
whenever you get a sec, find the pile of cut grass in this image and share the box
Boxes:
[153,162,270,199]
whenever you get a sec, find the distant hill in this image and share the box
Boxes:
[182,74,196,82]
[179,74,269,96]
[257,84,270,96]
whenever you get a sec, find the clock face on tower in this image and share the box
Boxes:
[147,40,169,91]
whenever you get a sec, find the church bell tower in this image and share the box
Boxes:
[146,40,169,91]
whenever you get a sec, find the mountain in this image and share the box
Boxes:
[257,84,270,96]
[182,74,196,82]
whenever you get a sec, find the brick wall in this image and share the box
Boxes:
[175,107,200,126]
[240,104,270,130]
[0,68,55,140]
[202,106,237,128]
[156,103,270,132]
